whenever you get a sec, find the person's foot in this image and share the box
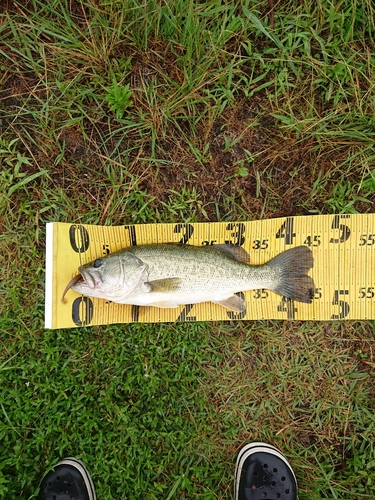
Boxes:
[38,457,96,500]
[234,442,298,500]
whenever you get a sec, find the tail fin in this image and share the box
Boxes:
[269,246,315,303]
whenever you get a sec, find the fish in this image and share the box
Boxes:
[62,244,315,312]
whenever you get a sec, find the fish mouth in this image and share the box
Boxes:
[61,269,103,304]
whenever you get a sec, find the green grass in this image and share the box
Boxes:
[1,0,375,498]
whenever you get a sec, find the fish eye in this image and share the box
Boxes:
[93,259,103,268]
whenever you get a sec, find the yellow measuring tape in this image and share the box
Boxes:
[45,214,375,329]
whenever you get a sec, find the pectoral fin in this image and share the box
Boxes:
[140,278,182,308]
[146,278,182,293]
[211,294,246,313]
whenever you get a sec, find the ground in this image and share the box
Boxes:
[1,1,375,499]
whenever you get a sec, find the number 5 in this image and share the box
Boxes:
[331,290,349,319]
[329,215,350,243]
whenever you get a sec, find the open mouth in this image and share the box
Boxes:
[61,274,84,304]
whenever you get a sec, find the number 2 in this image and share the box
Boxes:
[177,304,196,322]
[174,223,194,245]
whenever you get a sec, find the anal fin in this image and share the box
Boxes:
[211,295,246,313]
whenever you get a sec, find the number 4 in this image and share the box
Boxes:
[275,218,295,245]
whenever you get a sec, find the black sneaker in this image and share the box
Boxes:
[38,457,96,500]
[234,442,298,500]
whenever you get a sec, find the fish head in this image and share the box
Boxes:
[68,251,148,302]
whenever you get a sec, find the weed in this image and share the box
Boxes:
[0,138,49,202]
[233,164,250,178]
[324,178,372,214]
[160,187,209,222]
[105,80,133,120]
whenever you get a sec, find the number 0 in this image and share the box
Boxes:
[72,297,94,326]
[69,225,90,253]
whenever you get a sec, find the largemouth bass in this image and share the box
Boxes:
[62,244,314,312]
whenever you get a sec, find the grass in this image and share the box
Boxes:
[1,0,375,498]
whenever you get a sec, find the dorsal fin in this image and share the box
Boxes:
[163,242,250,263]
[212,244,250,264]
